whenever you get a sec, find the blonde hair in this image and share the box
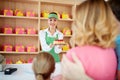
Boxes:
[70,0,119,48]
[32,52,55,80]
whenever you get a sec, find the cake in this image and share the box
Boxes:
[53,39,65,45]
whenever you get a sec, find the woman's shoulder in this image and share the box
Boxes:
[56,29,63,35]
[66,46,115,66]
[67,46,114,55]
[39,28,48,34]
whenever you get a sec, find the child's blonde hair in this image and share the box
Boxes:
[70,0,119,48]
[32,52,55,80]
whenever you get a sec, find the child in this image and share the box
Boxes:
[32,52,55,80]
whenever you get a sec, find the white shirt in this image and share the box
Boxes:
[39,28,63,54]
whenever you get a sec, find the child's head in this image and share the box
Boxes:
[70,0,119,48]
[32,52,55,80]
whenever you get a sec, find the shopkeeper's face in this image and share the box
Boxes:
[48,18,57,28]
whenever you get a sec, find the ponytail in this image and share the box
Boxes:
[36,74,44,80]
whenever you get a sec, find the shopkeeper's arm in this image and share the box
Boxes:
[39,30,52,51]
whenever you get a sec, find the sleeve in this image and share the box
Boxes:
[115,35,120,70]
[39,30,52,52]
[54,32,64,54]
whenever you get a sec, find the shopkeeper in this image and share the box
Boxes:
[39,12,63,79]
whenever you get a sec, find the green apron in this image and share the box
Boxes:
[45,32,60,62]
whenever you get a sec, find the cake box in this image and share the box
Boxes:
[14,27,25,34]
[2,44,13,51]
[26,27,36,34]
[2,26,12,34]
[14,44,25,52]
[26,45,36,52]
[3,9,13,16]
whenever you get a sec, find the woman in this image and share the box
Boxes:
[61,0,119,80]
[32,52,55,80]
[39,12,63,79]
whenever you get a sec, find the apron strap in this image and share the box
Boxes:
[46,31,58,40]
[45,32,48,38]
[56,34,58,39]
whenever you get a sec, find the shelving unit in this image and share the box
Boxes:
[0,0,82,64]
[0,0,39,64]
[0,15,38,19]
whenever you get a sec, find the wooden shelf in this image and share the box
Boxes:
[40,17,74,21]
[40,0,74,5]
[39,51,68,53]
[59,19,74,21]
[0,34,38,37]
[0,15,38,20]
[2,0,39,3]
[0,51,39,54]
[0,15,74,21]
[64,35,72,37]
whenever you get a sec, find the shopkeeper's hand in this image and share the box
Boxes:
[50,43,55,48]
[50,43,63,49]
[58,45,64,49]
